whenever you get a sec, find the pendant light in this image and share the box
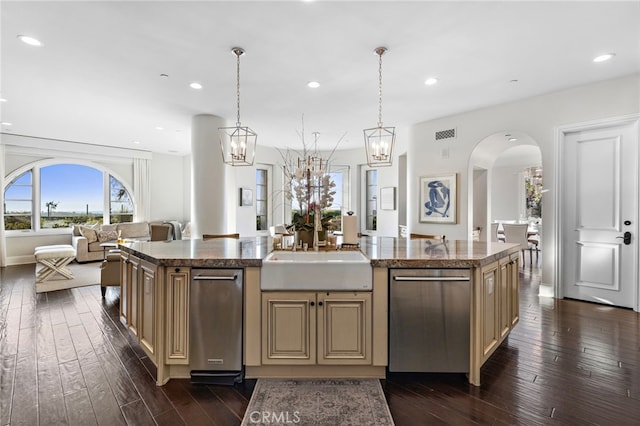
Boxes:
[219,47,257,166]
[363,46,395,167]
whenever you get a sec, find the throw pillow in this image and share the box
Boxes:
[101,224,117,232]
[98,230,119,243]
[79,225,98,243]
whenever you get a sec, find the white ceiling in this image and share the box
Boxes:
[2,1,639,155]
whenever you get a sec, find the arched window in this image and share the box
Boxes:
[3,163,134,231]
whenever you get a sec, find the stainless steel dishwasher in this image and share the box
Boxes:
[389,268,470,373]
[190,268,243,385]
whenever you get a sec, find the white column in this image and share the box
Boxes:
[191,114,227,239]
[0,144,6,266]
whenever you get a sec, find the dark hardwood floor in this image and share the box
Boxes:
[1,259,639,425]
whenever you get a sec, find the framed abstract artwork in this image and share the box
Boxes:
[240,187,253,206]
[419,173,457,223]
[380,187,396,211]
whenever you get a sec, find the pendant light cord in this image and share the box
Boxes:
[377,49,384,127]
[236,50,241,127]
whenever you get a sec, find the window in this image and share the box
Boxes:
[365,169,377,230]
[256,168,268,231]
[3,162,134,231]
[4,171,33,230]
[324,165,349,231]
[525,167,543,219]
[288,165,349,232]
[110,175,134,223]
[40,164,103,228]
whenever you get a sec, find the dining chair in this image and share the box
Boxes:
[202,233,240,239]
[502,223,531,266]
[490,223,499,242]
[410,233,446,241]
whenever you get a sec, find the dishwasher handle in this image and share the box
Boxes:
[393,276,470,282]
[193,275,238,281]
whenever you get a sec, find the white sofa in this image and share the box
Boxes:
[71,222,151,263]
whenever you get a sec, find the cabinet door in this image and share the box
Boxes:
[262,292,316,365]
[509,253,520,327]
[166,268,190,364]
[127,256,140,336]
[139,261,156,360]
[498,258,511,339]
[317,292,372,365]
[481,264,499,358]
[119,254,129,325]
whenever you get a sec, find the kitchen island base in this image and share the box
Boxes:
[245,365,385,379]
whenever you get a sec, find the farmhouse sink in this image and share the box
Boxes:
[260,250,372,291]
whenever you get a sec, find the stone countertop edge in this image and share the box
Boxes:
[118,238,520,269]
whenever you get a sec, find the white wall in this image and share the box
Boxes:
[410,73,640,292]
[491,165,522,221]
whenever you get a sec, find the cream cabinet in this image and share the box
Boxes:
[480,262,500,358]
[478,255,520,365]
[139,260,157,360]
[509,252,520,327]
[119,254,158,362]
[499,257,511,339]
[165,267,190,365]
[120,253,140,336]
[261,291,372,366]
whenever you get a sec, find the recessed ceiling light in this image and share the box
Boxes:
[17,35,42,46]
[307,81,320,88]
[508,137,518,142]
[160,73,169,78]
[189,82,203,90]
[1,122,12,126]
[424,77,438,86]
[593,53,615,63]
[0,98,7,102]
[132,140,140,144]
[155,126,164,131]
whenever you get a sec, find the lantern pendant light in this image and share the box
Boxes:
[219,47,257,166]
[363,46,395,167]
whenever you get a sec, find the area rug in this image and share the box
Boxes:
[241,379,394,426]
[35,262,101,293]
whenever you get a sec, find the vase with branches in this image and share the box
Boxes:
[279,117,343,247]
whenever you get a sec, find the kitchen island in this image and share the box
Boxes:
[118,237,519,386]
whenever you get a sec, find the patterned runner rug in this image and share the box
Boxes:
[241,379,395,425]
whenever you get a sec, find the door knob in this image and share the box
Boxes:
[616,231,632,245]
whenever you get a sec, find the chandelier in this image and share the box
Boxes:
[219,47,257,166]
[363,46,396,167]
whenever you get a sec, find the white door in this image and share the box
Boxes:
[562,120,638,309]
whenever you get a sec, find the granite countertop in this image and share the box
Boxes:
[118,237,270,267]
[359,237,520,268]
[118,236,519,268]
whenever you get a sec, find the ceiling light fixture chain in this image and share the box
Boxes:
[234,47,243,126]
[363,46,395,167]
[218,46,257,166]
[376,46,385,128]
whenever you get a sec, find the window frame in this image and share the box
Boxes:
[256,167,269,231]
[286,164,350,228]
[3,159,134,235]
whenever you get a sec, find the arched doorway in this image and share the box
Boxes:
[468,131,543,267]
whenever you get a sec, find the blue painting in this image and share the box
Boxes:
[420,174,457,223]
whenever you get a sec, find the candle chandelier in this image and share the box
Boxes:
[219,47,257,166]
[363,46,396,167]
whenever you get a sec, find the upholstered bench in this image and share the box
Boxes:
[34,245,77,283]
